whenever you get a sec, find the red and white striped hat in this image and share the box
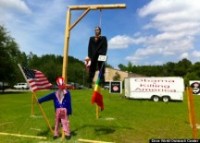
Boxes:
[56,77,66,89]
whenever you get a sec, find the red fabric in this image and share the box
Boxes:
[91,91,104,110]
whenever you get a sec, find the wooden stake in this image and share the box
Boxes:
[186,87,192,126]
[187,87,198,138]
[0,132,46,140]
[33,92,54,135]
[78,138,115,143]
[96,105,99,119]
[61,128,65,141]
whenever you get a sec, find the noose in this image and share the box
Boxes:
[99,9,102,28]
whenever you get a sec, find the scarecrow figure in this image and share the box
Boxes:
[38,77,72,140]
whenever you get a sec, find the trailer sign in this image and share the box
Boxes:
[125,77,184,102]
[132,78,181,93]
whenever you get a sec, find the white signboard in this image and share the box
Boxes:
[98,55,107,62]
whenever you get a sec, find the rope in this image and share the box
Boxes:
[99,9,102,27]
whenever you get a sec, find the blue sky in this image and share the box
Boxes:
[0,0,200,68]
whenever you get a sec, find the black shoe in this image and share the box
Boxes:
[65,135,71,140]
[53,136,58,139]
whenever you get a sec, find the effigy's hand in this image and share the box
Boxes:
[84,56,91,69]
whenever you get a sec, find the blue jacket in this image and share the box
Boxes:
[38,90,72,115]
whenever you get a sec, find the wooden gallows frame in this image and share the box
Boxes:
[62,4,126,82]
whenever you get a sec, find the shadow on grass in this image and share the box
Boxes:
[94,127,115,135]
[37,128,50,136]
[36,123,133,138]
[71,124,134,136]
[37,126,78,138]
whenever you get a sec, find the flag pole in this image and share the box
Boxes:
[33,92,54,134]
[96,105,99,119]
[18,64,36,116]
[94,56,106,119]
[17,64,31,90]
[17,64,54,135]
[95,62,104,119]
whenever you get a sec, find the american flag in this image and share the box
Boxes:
[22,67,52,92]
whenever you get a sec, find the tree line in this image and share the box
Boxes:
[0,25,87,88]
[118,59,200,86]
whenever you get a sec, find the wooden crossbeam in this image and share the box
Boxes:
[69,4,126,10]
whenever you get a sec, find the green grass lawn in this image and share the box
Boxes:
[0,89,199,143]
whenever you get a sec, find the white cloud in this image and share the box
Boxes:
[125,0,200,64]
[192,50,200,58]
[0,0,31,26]
[108,35,146,49]
[180,52,189,59]
[0,0,31,14]
[108,35,134,49]
[0,0,77,56]
[138,0,193,18]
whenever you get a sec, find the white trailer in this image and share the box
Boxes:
[125,77,185,102]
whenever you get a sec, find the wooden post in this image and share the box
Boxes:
[62,9,71,83]
[187,87,198,138]
[62,4,126,83]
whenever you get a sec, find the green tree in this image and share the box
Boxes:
[118,64,127,71]
[163,62,176,76]
[26,53,86,85]
[191,62,200,78]
[113,72,121,81]
[174,58,192,77]
[184,72,199,87]
[0,25,22,86]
